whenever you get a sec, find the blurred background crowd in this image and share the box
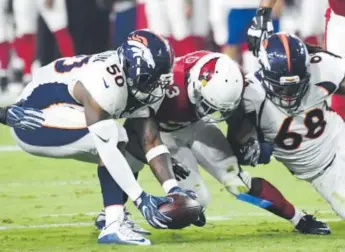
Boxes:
[0,0,331,105]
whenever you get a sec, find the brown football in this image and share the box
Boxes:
[159,193,203,229]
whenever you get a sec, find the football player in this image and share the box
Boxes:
[325,0,345,119]
[10,29,199,245]
[236,32,345,224]
[96,50,330,235]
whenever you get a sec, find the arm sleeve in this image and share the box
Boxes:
[88,119,143,201]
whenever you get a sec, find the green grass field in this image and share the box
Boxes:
[0,125,344,252]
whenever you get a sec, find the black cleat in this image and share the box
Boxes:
[193,211,206,227]
[295,215,331,235]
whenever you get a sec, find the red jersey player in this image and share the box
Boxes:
[326,0,345,119]
[95,50,330,235]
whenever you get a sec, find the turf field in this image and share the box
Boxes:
[0,125,344,252]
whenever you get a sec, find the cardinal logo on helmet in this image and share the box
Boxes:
[198,58,219,87]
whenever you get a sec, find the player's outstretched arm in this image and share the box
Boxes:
[74,81,144,201]
[74,82,174,229]
[124,117,181,193]
[247,0,276,56]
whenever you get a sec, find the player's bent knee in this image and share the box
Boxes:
[222,172,252,197]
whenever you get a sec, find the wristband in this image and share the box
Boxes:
[162,179,178,194]
[145,144,170,163]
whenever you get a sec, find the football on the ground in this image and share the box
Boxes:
[159,193,203,229]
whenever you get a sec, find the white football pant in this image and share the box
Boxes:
[144,0,209,40]
[325,9,345,57]
[11,103,129,164]
[13,0,68,37]
[310,123,345,220]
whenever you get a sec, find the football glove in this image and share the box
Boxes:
[4,105,45,131]
[168,187,204,227]
[168,186,197,200]
[240,138,273,167]
[171,157,191,181]
[133,191,173,229]
[247,7,274,57]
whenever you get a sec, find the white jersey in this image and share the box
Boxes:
[243,52,345,179]
[21,51,161,120]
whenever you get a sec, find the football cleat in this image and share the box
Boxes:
[294,215,331,235]
[95,209,106,230]
[124,208,151,235]
[98,220,151,245]
[95,208,151,235]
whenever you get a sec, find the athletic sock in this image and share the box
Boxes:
[289,208,304,226]
[249,178,297,221]
[53,28,75,57]
[105,205,124,227]
[13,34,36,75]
[0,41,10,70]
[98,165,125,227]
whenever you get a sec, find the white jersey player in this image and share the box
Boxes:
[10,30,200,245]
[240,32,345,220]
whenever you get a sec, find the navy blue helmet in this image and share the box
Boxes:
[118,29,174,104]
[258,32,310,111]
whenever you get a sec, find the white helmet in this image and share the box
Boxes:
[187,53,244,122]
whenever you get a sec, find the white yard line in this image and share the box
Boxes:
[40,210,335,218]
[0,222,92,231]
[0,180,97,187]
[0,145,21,152]
[0,214,342,231]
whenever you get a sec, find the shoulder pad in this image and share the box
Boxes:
[76,55,128,116]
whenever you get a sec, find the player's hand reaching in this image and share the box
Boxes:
[168,186,206,227]
[168,186,198,200]
[134,191,173,229]
[247,8,274,57]
[240,138,273,166]
[171,158,191,181]
[4,104,45,131]
[240,138,261,166]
